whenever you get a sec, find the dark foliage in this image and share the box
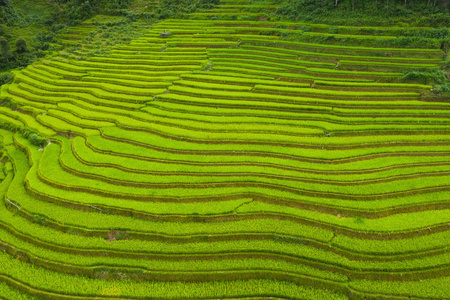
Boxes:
[0,71,13,85]
[403,68,449,95]
[0,36,11,60]
[52,0,134,25]
[0,0,17,25]
[276,0,449,26]
[15,37,28,53]
[21,127,47,148]
[124,0,219,21]
[403,68,446,85]
[0,33,50,72]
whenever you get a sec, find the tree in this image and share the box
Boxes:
[15,37,28,53]
[441,36,450,56]
[0,36,11,61]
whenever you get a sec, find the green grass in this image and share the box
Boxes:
[240,45,443,64]
[174,80,254,91]
[209,56,335,69]
[349,276,450,299]
[102,122,450,153]
[56,100,325,138]
[47,109,115,129]
[304,67,402,77]
[49,154,448,199]
[88,56,207,66]
[27,142,449,215]
[85,133,450,175]
[1,159,448,274]
[11,82,144,110]
[35,63,89,80]
[0,113,24,129]
[253,84,420,98]
[339,60,439,69]
[1,6,449,299]
[73,141,450,184]
[36,115,99,137]
[165,86,445,111]
[6,138,450,262]
[42,136,445,202]
[16,71,164,98]
[0,106,55,136]
[180,73,311,86]
[241,38,443,58]
[0,226,347,283]
[1,197,448,274]
[0,281,38,300]
[209,65,390,82]
[59,136,450,192]
[314,80,432,90]
[0,251,349,299]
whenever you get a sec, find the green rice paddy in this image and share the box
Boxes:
[0,0,449,299]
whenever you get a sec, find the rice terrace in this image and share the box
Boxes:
[0,0,449,299]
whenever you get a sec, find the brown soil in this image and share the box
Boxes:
[106,230,117,242]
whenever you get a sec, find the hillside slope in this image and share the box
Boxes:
[0,0,449,299]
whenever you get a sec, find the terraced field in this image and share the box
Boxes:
[0,1,449,299]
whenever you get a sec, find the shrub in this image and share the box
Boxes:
[0,119,18,131]
[28,133,46,147]
[115,232,129,240]
[66,0,96,25]
[0,36,11,61]
[354,216,365,224]
[0,0,17,25]
[202,61,213,71]
[402,68,446,85]
[441,36,450,56]
[431,82,450,96]
[0,98,17,110]
[276,0,449,26]
[154,0,219,20]
[21,127,47,148]
[0,71,13,85]
[34,214,46,225]
[15,37,28,53]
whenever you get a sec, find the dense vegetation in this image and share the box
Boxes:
[0,0,447,90]
[0,0,449,299]
[276,0,449,26]
[0,0,220,84]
